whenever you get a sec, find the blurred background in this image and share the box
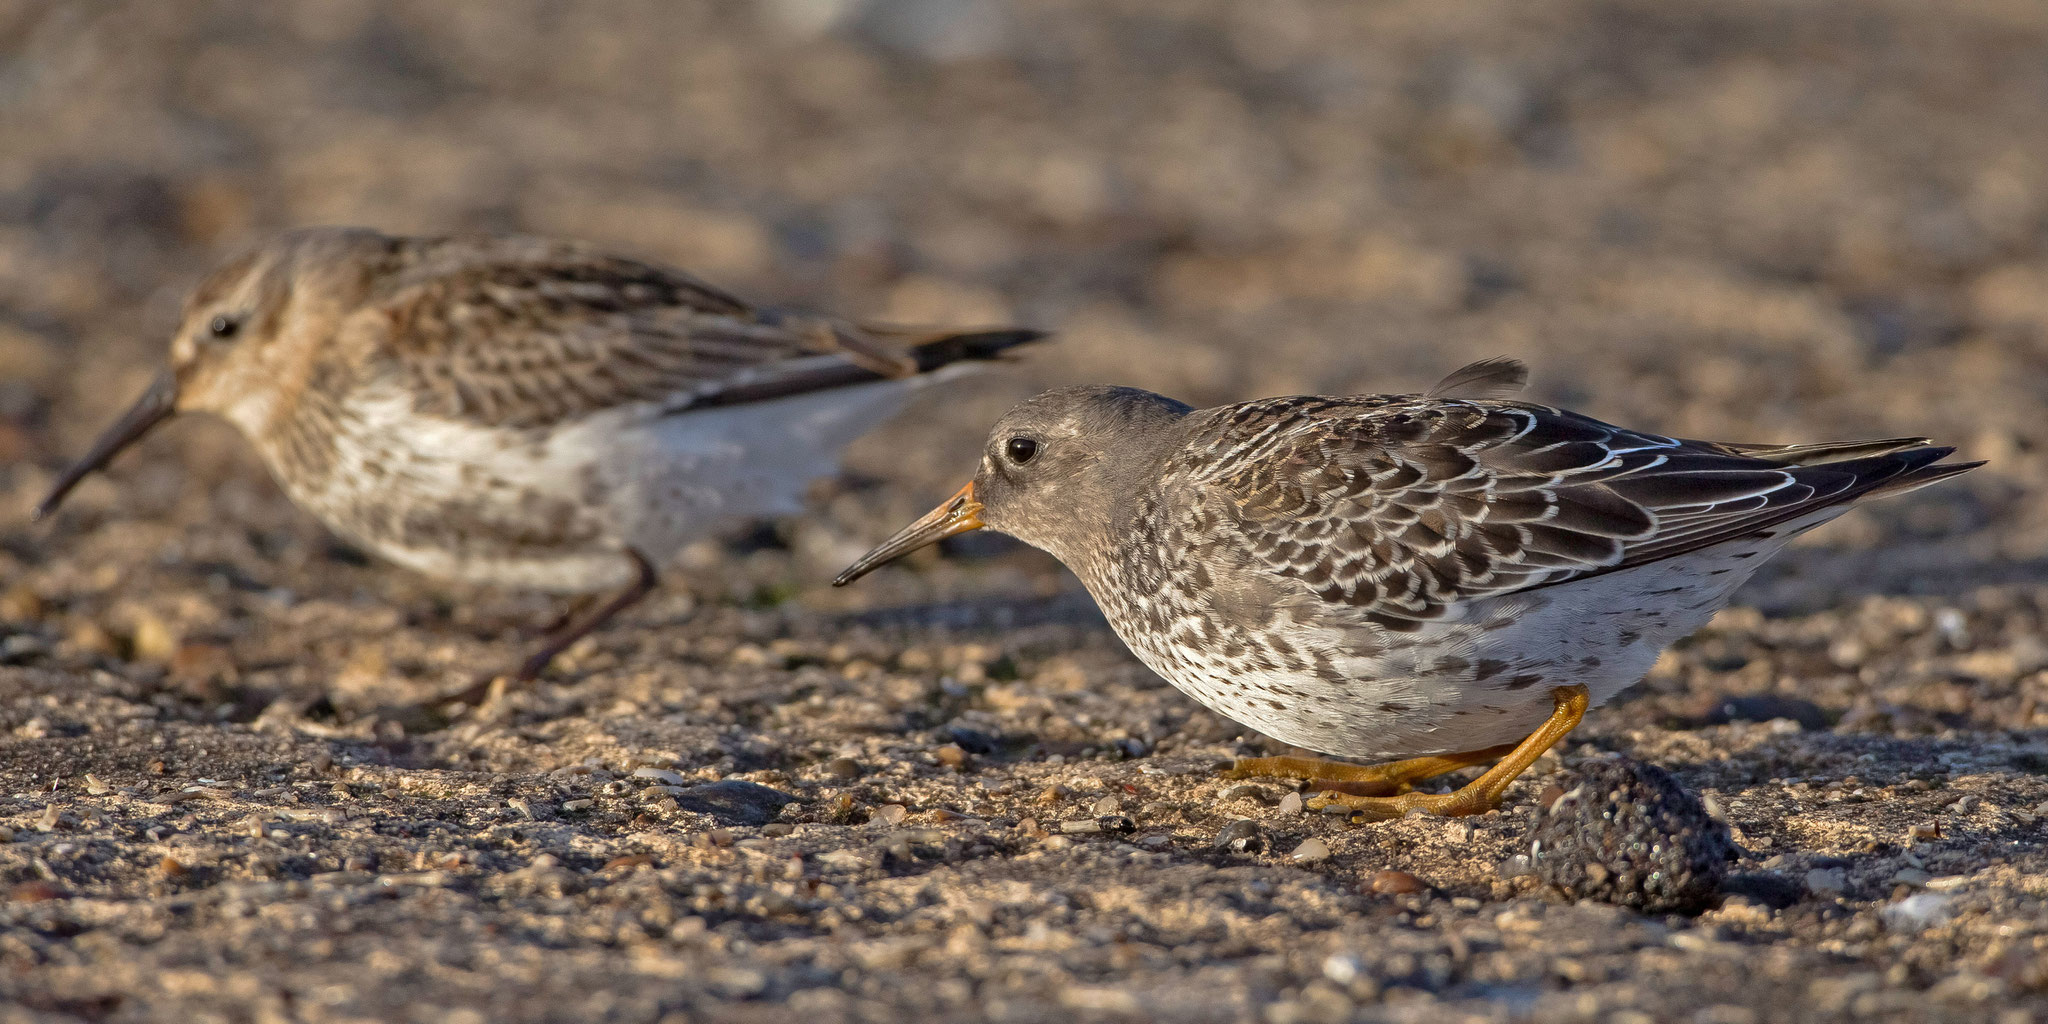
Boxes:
[1,0,2044,605]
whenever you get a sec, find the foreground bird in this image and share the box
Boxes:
[835,358,1978,818]
[37,227,1043,688]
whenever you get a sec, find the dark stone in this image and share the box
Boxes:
[1526,756,1734,914]
[945,726,1003,754]
[676,781,797,826]
[1214,818,1265,854]
[1720,871,1805,910]
[1698,695,1830,732]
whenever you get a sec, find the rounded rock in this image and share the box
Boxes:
[1525,756,1734,913]
[1290,837,1332,864]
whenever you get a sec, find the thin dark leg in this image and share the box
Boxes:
[528,593,599,638]
[445,549,658,705]
[514,549,658,680]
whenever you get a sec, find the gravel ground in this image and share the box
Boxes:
[3,1,2048,1021]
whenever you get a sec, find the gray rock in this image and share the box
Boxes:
[677,781,797,826]
[1527,757,1735,913]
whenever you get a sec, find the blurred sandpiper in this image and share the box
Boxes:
[37,227,1043,690]
[835,358,1978,818]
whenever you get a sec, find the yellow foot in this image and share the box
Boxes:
[1302,685,1591,820]
[1226,747,1512,797]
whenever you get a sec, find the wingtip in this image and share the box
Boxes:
[908,327,1052,371]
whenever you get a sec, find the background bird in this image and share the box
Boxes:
[835,358,1978,818]
[35,226,1044,691]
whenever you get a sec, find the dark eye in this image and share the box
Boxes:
[1004,437,1039,465]
[208,314,240,339]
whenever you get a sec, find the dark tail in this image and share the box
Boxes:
[868,327,1049,373]
[1860,452,1985,499]
[1717,436,1937,466]
[1712,436,1981,500]
[1784,444,1973,497]
[683,327,1048,411]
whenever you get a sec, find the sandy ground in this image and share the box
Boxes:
[3,1,2048,1020]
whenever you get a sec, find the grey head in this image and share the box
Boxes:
[833,384,1194,584]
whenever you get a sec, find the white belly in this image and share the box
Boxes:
[259,375,929,593]
[1121,511,1842,760]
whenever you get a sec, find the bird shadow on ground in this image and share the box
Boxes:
[828,587,1111,636]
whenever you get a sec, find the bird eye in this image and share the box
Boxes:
[208,314,240,339]
[1004,437,1040,465]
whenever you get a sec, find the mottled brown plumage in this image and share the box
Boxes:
[836,359,1978,817]
[38,227,1045,688]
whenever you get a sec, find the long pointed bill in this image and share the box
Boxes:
[833,481,985,586]
[33,370,180,521]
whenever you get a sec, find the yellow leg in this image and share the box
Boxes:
[1307,685,1590,820]
[1226,746,1514,797]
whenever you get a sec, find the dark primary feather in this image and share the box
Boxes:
[364,237,1034,428]
[1174,368,1976,627]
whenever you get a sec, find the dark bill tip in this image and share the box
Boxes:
[33,370,180,521]
[832,481,985,586]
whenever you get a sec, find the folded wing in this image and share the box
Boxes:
[1188,361,1976,628]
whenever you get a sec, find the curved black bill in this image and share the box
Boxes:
[832,482,985,586]
[33,370,179,520]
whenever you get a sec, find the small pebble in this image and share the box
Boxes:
[1805,867,1848,898]
[934,744,969,768]
[1215,819,1265,853]
[1290,838,1332,864]
[871,804,908,826]
[130,613,179,663]
[1890,868,1933,888]
[823,758,863,780]
[1370,869,1426,894]
[1322,953,1366,986]
[1907,822,1942,842]
[1881,892,1957,934]
[1221,784,1273,805]
[8,881,62,902]
[631,767,687,786]
[1276,792,1304,815]
[0,585,43,622]
[1091,794,1121,815]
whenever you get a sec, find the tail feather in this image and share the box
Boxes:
[1862,457,1985,499]
[1783,445,1968,503]
[682,326,1047,411]
[900,328,1049,372]
[1713,436,1936,466]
